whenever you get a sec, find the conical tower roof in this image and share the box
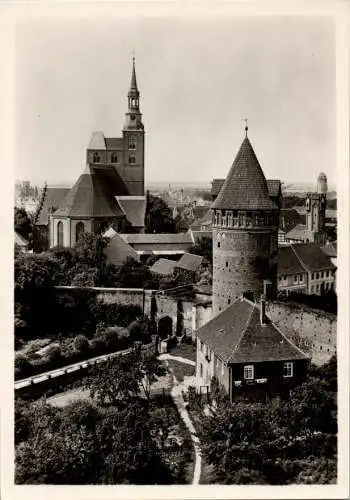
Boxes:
[212,136,277,211]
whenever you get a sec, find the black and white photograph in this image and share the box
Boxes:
[1,1,349,498]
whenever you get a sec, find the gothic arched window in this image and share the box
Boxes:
[76,221,85,243]
[57,221,64,247]
[93,152,100,163]
[111,152,118,163]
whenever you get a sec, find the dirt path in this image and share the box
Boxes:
[159,353,196,366]
[160,354,201,485]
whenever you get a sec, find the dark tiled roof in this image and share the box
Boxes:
[211,179,225,197]
[117,196,146,228]
[266,179,281,198]
[197,298,308,364]
[322,241,337,258]
[292,243,336,272]
[177,253,204,272]
[36,187,70,225]
[121,233,193,245]
[53,166,125,218]
[192,206,210,220]
[212,137,278,211]
[277,246,305,276]
[15,231,29,247]
[105,137,124,149]
[150,258,176,276]
[285,224,308,241]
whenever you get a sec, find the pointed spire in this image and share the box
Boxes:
[129,54,138,94]
[244,118,248,137]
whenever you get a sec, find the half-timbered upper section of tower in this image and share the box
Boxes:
[212,136,277,211]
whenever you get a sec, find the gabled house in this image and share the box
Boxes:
[277,243,336,295]
[196,296,309,400]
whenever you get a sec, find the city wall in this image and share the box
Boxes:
[55,287,336,365]
[266,301,337,366]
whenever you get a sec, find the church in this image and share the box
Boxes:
[36,58,146,249]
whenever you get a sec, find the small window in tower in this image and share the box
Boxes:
[226,262,228,267]
[228,298,231,305]
[129,155,136,164]
[111,152,118,163]
[128,136,136,150]
[217,242,220,248]
[93,152,100,163]
[130,114,136,120]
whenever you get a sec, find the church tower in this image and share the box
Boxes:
[212,128,280,317]
[122,56,145,195]
[305,172,327,244]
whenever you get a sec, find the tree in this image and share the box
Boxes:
[15,207,33,247]
[15,253,59,338]
[86,356,142,406]
[15,400,103,484]
[138,350,166,400]
[73,232,108,282]
[145,193,176,233]
[115,257,156,288]
[191,236,212,266]
[197,365,337,485]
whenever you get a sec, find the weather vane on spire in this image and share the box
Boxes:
[244,118,248,137]
[132,47,135,64]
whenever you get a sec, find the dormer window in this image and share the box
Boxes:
[93,152,100,163]
[128,136,136,150]
[111,152,118,163]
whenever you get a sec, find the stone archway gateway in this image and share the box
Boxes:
[158,316,173,340]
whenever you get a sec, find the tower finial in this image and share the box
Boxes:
[244,118,248,137]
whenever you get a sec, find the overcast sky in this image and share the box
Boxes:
[15,14,336,188]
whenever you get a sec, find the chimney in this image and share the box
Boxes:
[260,294,267,325]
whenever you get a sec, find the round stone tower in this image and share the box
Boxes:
[317,172,328,194]
[212,131,280,317]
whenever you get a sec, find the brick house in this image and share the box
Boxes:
[196,296,309,400]
[277,243,336,295]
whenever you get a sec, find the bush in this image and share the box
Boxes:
[74,335,89,353]
[15,354,32,379]
[91,326,130,355]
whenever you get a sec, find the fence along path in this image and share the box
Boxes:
[14,345,155,391]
